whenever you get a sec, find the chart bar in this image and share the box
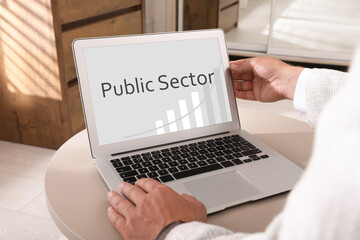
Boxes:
[155,120,165,135]
[178,99,191,130]
[167,110,177,132]
[191,91,204,127]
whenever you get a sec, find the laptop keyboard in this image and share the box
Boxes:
[110,134,269,185]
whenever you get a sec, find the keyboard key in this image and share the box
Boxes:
[147,172,159,178]
[189,151,200,156]
[206,159,216,164]
[171,150,181,155]
[116,166,132,173]
[221,161,234,168]
[138,168,149,174]
[123,160,133,166]
[169,161,179,167]
[232,148,241,152]
[171,155,181,161]
[197,161,208,166]
[152,160,162,165]
[180,153,191,158]
[151,150,160,155]
[205,153,216,159]
[132,163,142,169]
[199,149,208,154]
[232,159,243,165]
[161,148,170,152]
[233,152,243,158]
[141,161,152,167]
[170,146,179,150]
[168,167,179,173]
[158,169,169,176]
[152,177,160,182]
[187,157,197,163]
[173,163,223,180]
[158,163,169,169]
[131,154,141,159]
[136,174,147,180]
[132,159,140,164]
[223,149,233,155]
[215,156,226,162]
[188,163,198,169]
[242,149,261,156]
[148,166,159,172]
[112,162,123,168]
[260,154,269,159]
[249,155,260,160]
[120,156,131,161]
[216,146,226,150]
[178,165,189,171]
[214,151,224,157]
[196,155,207,161]
[143,156,154,161]
[224,154,235,160]
[245,143,256,149]
[110,159,120,163]
[162,157,172,163]
[162,152,172,157]
[120,170,138,178]
[178,159,189,165]
[160,175,175,183]
[243,159,252,163]
[207,147,217,152]
[197,145,206,149]
[123,177,136,184]
[152,154,162,159]
[141,152,151,157]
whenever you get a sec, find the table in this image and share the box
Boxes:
[45,107,313,240]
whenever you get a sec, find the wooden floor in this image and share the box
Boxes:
[0,140,67,240]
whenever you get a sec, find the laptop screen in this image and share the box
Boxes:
[83,38,232,146]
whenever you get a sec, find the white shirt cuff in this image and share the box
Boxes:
[293,68,310,114]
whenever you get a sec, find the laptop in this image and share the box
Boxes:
[72,29,303,214]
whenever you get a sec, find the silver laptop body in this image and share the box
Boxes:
[72,29,303,214]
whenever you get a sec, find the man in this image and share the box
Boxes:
[107,50,360,240]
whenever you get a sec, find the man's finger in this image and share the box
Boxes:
[135,178,165,193]
[230,59,254,81]
[107,190,135,216]
[181,193,198,202]
[118,182,147,205]
[107,206,126,234]
[235,90,256,101]
[233,80,253,91]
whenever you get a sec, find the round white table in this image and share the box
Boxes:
[45,107,313,240]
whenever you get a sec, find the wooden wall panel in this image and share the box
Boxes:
[62,10,143,83]
[0,0,145,149]
[54,0,141,24]
[0,0,68,149]
[183,0,218,30]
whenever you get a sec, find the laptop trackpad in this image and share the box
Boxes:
[183,171,261,209]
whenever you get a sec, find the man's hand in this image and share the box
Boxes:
[230,57,304,102]
[107,178,207,240]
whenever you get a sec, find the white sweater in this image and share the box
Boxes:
[166,50,360,240]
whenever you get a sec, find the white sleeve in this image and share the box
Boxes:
[165,214,284,240]
[293,68,310,114]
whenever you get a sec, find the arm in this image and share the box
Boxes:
[230,57,348,128]
[304,69,348,128]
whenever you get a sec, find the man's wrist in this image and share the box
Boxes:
[284,66,304,100]
[156,220,184,240]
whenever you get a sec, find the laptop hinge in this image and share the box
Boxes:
[111,131,230,157]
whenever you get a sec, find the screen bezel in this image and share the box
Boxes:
[73,29,241,157]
